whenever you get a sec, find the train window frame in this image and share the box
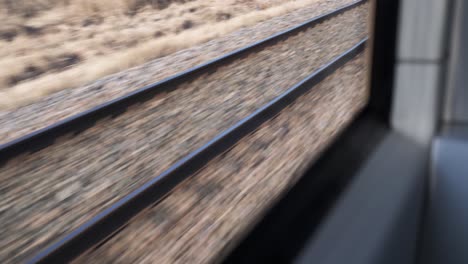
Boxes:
[222,1,432,263]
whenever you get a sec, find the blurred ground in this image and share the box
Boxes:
[0,0,355,144]
[0,0,318,108]
[0,1,369,262]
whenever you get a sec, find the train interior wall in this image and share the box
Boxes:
[419,0,468,263]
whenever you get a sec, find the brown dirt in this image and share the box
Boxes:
[0,0,323,108]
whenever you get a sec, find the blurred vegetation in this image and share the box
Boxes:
[0,0,195,17]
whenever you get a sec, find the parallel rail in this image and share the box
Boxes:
[2,1,369,263]
[0,0,365,164]
[29,38,367,264]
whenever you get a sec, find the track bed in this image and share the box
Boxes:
[0,2,368,262]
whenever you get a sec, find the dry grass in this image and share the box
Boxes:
[0,0,320,109]
[0,0,195,17]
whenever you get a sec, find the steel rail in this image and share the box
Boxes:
[0,0,365,165]
[28,38,368,263]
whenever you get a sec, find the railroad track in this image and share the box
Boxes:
[0,1,367,263]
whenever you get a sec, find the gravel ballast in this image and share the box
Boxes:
[0,0,357,145]
[0,3,368,263]
[75,52,368,264]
